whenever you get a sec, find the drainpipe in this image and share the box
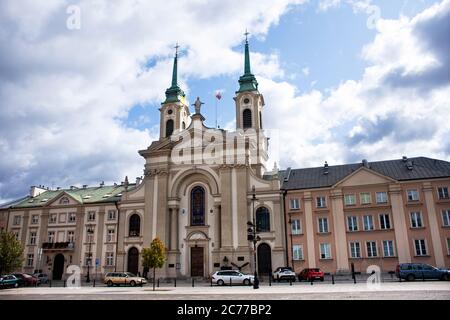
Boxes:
[114,201,119,272]
[282,190,289,267]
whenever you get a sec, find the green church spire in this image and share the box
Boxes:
[164,43,185,104]
[237,30,258,93]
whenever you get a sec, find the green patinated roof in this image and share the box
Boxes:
[163,49,185,104]
[8,184,136,209]
[237,39,258,93]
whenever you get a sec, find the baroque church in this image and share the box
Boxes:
[117,38,285,278]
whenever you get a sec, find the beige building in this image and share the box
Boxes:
[0,39,286,280]
[282,158,450,274]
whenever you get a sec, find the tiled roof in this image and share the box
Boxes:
[282,157,450,190]
[4,184,135,209]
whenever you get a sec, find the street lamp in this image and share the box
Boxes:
[247,185,261,289]
[86,227,94,283]
[288,213,294,269]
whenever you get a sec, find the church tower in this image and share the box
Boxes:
[234,33,268,175]
[159,45,191,140]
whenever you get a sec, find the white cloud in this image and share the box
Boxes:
[263,0,450,169]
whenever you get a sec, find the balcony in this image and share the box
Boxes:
[42,242,75,251]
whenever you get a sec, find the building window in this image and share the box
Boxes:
[13,231,19,241]
[414,239,427,256]
[376,192,388,204]
[383,240,395,257]
[410,212,423,228]
[292,245,303,260]
[27,254,34,267]
[344,194,356,206]
[366,241,378,258]
[379,214,391,230]
[443,210,450,227]
[106,252,114,266]
[129,214,141,237]
[256,207,270,232]
[48,231,55,243]
[107,210,116,221]
[86,228,95,243]
[447,238,450,255]
[243,109,252,129]
[438,187,449,200]
[68,231,75,243]
[84,253,93,266]
[407,189,419,201]
[363,215,374,231]
[69,213,76,223]
[165,119,174,137]
[291,219,301,235]
[290,198,300,210]
[319,243,331,259]
[13,215,21,226]
[316,196,326,208]
[318,218,329,233]
[49,214,57,224]
[191,186,206,226]
[87,211,96,222]
[59,197,70,205]
[350,242,361,258]
[107,228,115,242]
[29,231,37,245]
[360,193,371,205]
[31,215,39,225]
[347,216,358,232]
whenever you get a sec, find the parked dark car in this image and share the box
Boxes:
[396,263,450,281]
[0,275,20,289]
[298,268,324,282]
[12,273,39,287]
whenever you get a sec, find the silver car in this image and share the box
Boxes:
[211,270,254,286]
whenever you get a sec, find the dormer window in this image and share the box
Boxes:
[59,197,69,205]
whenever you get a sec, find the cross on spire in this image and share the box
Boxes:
[244,29,250,43]
[174,42,180,56]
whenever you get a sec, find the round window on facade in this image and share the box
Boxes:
[243,98,250,104]
[168,109,173,115]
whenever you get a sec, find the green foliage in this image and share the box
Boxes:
[0,231,24,274]
[141,238,166,269]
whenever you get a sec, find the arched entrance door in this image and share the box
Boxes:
[53,254,64,280]
[257,243,272,275]
[127,247,139,275]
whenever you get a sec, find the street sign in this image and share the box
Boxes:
[95,258,100,266]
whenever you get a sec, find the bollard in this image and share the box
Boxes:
[310,278,313,285]
[289,278,292,286]
[422,272,425,282]
[353,276,356,284]
[49,280,52,288]
[210,278,213,287]
[192,278,194,287]
[93,279,96,287]
[63,280,66,288]
[230,277,232,287]
[269,276,271,287]
[157,278,160,288]
[332,274,335,285]
[174,278,177,288]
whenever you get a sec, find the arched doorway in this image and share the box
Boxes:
[257,243,272,276]
[127,247,139,275]
[53,254,64,280]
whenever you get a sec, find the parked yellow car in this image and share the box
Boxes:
[104,272,147,287]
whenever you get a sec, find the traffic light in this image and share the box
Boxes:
[247,221,254,241]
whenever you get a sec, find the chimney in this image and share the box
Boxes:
[30,186,47,198]
[323,161,329,175]
[406,160,413,171]
[362,159,370,168]
[82,185,88,189]
[100,181,105,187]
[402,156,408,162]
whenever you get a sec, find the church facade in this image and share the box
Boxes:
[0,39,286,280]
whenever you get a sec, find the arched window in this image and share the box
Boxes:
[166,119,174,137]
[129,214,140,237]
[59,197,69,205]
[256,207,270,232]
[182,121,186,130]
[191,186,205,226]
[259,111,263,129]
[243,109,252,129]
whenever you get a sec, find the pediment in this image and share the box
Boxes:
[334,167,396,187]
[47,192,81,206]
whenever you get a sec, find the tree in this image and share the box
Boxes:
[141,238,166,291]
[0,231,24,275]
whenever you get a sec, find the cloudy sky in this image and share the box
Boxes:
[1,0,449,202]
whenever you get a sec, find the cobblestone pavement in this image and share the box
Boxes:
[1,282,449,300]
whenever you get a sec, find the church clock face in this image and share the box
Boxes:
[168,109,173,115]
[244,98,250,104]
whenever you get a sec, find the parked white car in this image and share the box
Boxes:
[211,270,254,286]
[272,267,296,282]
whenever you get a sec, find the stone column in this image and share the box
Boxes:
[303,192,316,268]
[331,189,349,272]
[422,182,445,267]
[389,184,411,263]
[219,166,232,249]
[214,204,221,249]
[170,208,178,251]
[95,207,105,273]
